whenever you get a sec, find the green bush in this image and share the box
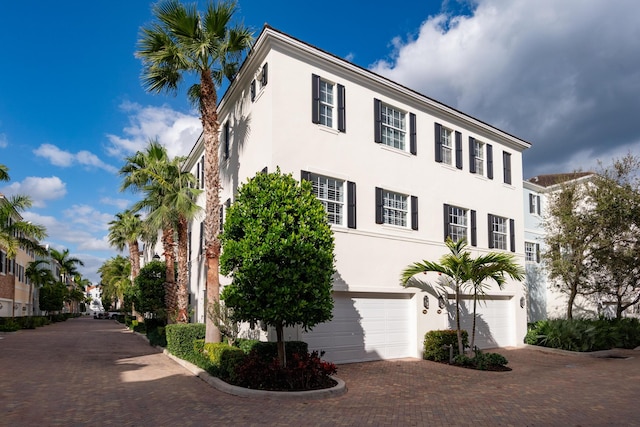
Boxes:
[147,325,166,347]
[423,330,469,362]
[202,342,246,381]
[526,318,640,351]
[0,318,20,332]
[166,323,206,363]
[474,352,509,370]
[236,338,260,354]
[247,341,309,362]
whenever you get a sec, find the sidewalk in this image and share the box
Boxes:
[1,316,639,426]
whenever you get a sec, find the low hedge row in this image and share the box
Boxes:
[0,316,53,331]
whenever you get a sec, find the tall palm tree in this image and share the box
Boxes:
[120,140,178,317]
[108,210,144,280]
[98,255,131,310]
[137,0,253,342]
[49,248,84,284]
[25,259,56,315]
[133,154,202,323]
[0,163,9,182]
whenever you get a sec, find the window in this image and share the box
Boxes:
[375,188,418,230]
[312,74,345,132]
[223,121,230,160]
[529,194,541,215]
[0,250,5,274]
[444,204,476,245]
[250,62,268,102]
[435,123,461,166]
[503,151,512,184]
[302,171,356,228]
[469,137,484,175]
[489,214,515,252]
[374,99,416,154]
[440,127,452,164]
[525,242,540,263]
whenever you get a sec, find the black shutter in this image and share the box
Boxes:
[536,195,541,215]
[409,113,417,155]
[411,196,418,230]
[312,74,321,124]
[443,204,450,240]
[470,209,477,246]
[503,151,512,184]
[347,181,356,229]
[261,62,268,86]
[219,204,224,233]
[199,222,204,255]
[487,144,493,179]
[196,162,201,188]
[535,243,541,263]
[374,99,382,143]
[223,121,230,160]
[188,231,191,260]
[200,156,205,189]
[250,80,256,102]
[375,187,384,224]
[469,137,476,174]
[435,123,442,163]
[510,219,516,252]
[529,194,535,213]
[488,214,494,249]
[301,170,311,182]
[455,131,462,169]
[337,84,346,133]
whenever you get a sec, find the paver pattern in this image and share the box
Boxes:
[1,317,639,426]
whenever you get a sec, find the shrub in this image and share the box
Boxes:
[452,354,473,367]
[423,330,468,362]
[474,352,509,370]
[236,338,260,354]
[147,325,167,347]
[0,318,20,332]
[166,323,206,363]
[231,350,337,391]
[202,342,246,381]
[248,341,309,361]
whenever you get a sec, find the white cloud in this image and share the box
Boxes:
[0,133,7,148]
[370,0,640,177]
[34,143,118,173]
[106,101,202,159]
[0,176,66,207]
[62,204,114,233]
[100,196,132,210]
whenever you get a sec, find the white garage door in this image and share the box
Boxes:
[451,296,515,349]
[302,293,412,364]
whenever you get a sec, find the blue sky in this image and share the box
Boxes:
[1,0,639,283]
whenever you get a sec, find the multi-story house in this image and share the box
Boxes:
[0,194,37,317]
[180,26,531,363]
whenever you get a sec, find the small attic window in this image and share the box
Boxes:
[251,62,268,102]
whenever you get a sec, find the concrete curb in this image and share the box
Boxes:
[162,349,347,400]
[524,344,636,358]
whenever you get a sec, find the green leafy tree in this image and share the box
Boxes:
[108,210,144,280]
[0,195,47,260]
[137,0,253,343]
[50,248,84,284]
[25,259,56,315]
[220,170,335,366]
[98,255,132,310]
[134,260,167,318]
[39,282,66,315]
[401,238,523,355]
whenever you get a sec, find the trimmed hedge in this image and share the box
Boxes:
[166,323,206,363]
[423,329,469,362]
[202,342,246,381]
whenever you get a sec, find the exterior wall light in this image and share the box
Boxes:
[438,295,446,309]
[520,296,526,308]
[423,296,429,310]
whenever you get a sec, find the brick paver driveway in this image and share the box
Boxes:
[1,317,638,426]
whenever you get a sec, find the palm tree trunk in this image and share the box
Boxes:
[471,292,478,352]
[455,284,463,355]
[176,216,189,323]
[163,225,177,323]
[201,68,222,344]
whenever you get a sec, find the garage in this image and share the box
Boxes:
[302,292,413,364]
[451,296,515,349]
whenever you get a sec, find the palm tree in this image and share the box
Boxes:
[120,140,178,317]
[137,0,253,342]
[133,154,202,323]
[49,248,84,284]
[401,238,472,355]
[25,259,56,315]
[0,194,47,260]
[0,163,9,182]
[98,255,131,310]
[108,210,144,280]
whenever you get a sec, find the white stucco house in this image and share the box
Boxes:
[177,26,532,364]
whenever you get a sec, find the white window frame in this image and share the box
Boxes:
[319,79,334,128]
[441,126,453,165]
[491,215,508,250]
[309,173,344,226]
[383,190,408,227]
[381,104,406,150]
[473,140,484,176]
[448,205,468,243]
[525,242,537,262]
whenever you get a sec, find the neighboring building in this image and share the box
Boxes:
[179,26,531,364]
[86,284,104,314]
[0,194,37,317]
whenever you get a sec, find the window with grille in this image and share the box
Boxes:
[381,104,406,150]
[319,80,334,128]
[441,127,452,165]
[309,173,344,226]
[491,215,508,250]
[383,190,408,227]
[473,140,484,175]
[448,206,468,242]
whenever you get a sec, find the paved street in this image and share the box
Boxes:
[1,317,639,426]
